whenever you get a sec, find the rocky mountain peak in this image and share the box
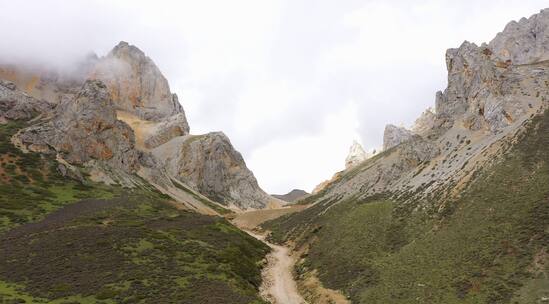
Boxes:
[432,9,549,134]
[91,41,185,121]
[345,140,370,169]
[152,131,272,209]
[383,124,414,150]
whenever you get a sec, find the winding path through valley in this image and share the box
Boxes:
[231,206,307,304]
[247,231,306,304]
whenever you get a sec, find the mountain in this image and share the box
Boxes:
[264,8,549,304]
[1,41,272,211]
[0,42,275,303]
[273,189,309,203]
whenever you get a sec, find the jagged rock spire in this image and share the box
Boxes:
[345,140,370,169]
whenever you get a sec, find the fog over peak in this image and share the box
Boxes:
[0,0,544,193]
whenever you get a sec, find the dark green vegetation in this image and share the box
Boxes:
[265,111,549,304]
[0,121,118,232]
[0,122,269,304]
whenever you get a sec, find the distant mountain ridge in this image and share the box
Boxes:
[272,189,309,203]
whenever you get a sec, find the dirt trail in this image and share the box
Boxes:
[247,231,307,304]
[231,206,308,304]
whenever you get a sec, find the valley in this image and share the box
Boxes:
[1,6,549,304]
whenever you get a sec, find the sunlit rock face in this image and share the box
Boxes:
[91,41,185,121]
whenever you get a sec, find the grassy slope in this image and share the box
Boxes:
[0,122,269,304]
[265,111,549,304]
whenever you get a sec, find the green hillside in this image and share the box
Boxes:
[0,121,269,304]
[264,110,549,303]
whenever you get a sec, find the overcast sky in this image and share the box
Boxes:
[0,1,545,194]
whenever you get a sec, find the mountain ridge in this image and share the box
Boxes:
[263,8,549,304]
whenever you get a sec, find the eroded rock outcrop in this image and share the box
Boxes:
[92,42,185,121]
[383,124,414,150]
[16,80,140,172]
[434,10,549,133]
[152,132,271,209]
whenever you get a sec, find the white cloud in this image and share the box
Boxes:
[0,0,545,193]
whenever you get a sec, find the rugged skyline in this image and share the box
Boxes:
[0,0,544,193]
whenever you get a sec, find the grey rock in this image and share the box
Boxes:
[383,124,414,150]
[489,9,549,65]
[0,79,53,121]
[434,9,549,134]
[17,80,140,172]
[153,132,271,209]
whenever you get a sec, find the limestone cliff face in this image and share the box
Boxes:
[91,42,186,122]
[434,9,549,133]
[16,80,141,172]
[345,141,370,169]
[152,132,271,209]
